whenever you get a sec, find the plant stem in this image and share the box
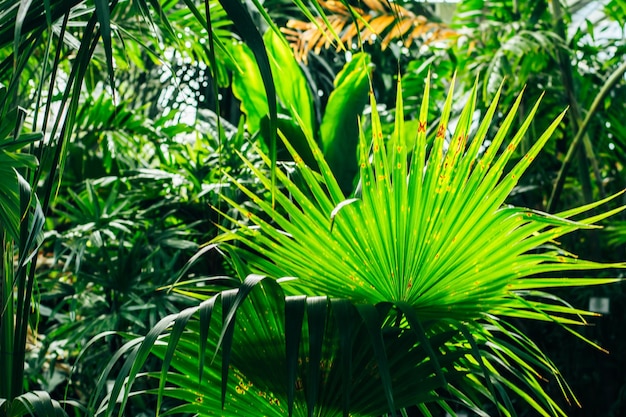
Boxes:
[548,0,603,210]
[0,233,14,400]
[548,58,626,212]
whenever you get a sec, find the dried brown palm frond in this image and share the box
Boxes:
[282,0,457,63]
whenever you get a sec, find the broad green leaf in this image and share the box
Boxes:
[320,53,372,194]
[265,29,314,135]
[229,41,268,132]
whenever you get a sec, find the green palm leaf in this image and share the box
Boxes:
[99,277,511,417]
[217,77,622,322]
[98,77,623,416]
[99,276,592,416]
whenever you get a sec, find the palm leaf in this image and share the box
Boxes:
[99,277,510,416]
[219,77,622,320]
[208,76,623,412]
[97,77,623,416]
[0,391,70,417]
[98,276,595,416]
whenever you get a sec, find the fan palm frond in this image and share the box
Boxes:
[98,275,584,417]
[281,0,456,63]
[96,77,624,417]
[219,77,623,322]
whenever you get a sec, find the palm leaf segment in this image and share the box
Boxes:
[282,0,455,63]
[102,280,477,417]
[100,276,580,417]
[102,79,624,417]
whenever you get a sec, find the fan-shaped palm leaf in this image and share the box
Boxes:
[218,77,622,320]
[99,274,584,417]
[97,77,623,416]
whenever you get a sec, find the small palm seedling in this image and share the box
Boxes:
[97,78,623,417]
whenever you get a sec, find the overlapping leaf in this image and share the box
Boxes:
[97,276,535,417]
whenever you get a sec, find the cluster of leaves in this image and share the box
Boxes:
[30,87,275,402]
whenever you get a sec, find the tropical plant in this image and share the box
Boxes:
[0,3,157,409]
[229,31,373,193]
[0,0,283,414]
[33,84,277,404]
[0,86,57,416]
[440,6,626,411]
[94,76,624,417]
[4,0,626,415]
[281,0,454,63]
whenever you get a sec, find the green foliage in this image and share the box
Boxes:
[222,78,620,315]
[230,38,375,192]
[0,391,71,417]
[95,78,625,417]
[95,277,511,417]
[0,88,46,413]
[35,104,272,403]
[0,98,40,242]
[230,30,314,136]
[3,0,626,415]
